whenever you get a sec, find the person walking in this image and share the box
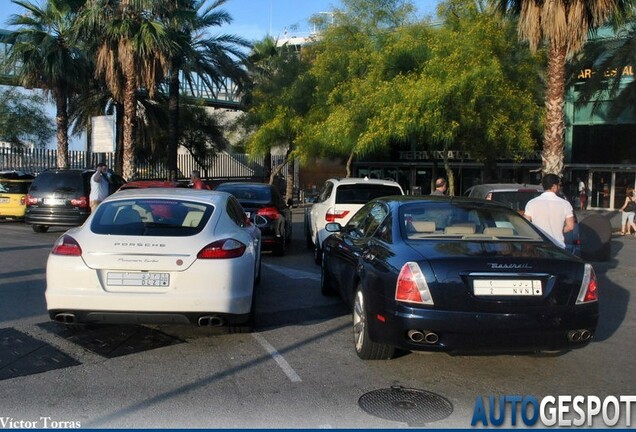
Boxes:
[619,188,636,236]
[524,173,575,249]
[577,177,587,210]
[190,170,210,190]
[89,162,110,212]
[430,178,447,196]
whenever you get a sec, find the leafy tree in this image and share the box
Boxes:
[159,0,250,181]
[494,0,625,176]
[76,0,174,180]
[0,88,55,147]
[5,0,89,168]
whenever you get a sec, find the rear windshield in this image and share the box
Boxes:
[91,199,213,236]
[491,191,541,212]
[30,171,85,194]
[336,184,402,204]
[215,184,272,203]
[400,201,542,241]
[0,180,31,194]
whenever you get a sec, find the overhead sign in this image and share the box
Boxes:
[91,115,115,153]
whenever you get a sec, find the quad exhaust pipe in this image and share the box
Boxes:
[567,329,592,342]
[198,315,225,327]
[54,313,77,324]
[407,329,439,344]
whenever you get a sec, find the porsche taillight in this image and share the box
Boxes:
[325,209,349,222]
[577,263,598,304]
[395,262,434,305]
[51,235,82,256]
[197,239,246,259]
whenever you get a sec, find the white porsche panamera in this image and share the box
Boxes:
[45,188,262,332]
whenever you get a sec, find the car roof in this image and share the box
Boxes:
[329,177,403,186]
[120,180,181,189]
[215,182,272,188]
[108,187,231,203]
[466,183,543,193]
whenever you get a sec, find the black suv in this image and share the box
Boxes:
[214,182,292,256]
[26,169,126,233]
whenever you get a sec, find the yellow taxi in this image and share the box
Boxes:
[0,171,35,219]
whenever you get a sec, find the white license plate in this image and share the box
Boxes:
[473,279,542,296]
[44,198,66,205]
[0,197,9,203]
[107,272,170,286]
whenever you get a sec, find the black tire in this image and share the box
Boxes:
[353,285,394,360]
[313,235,322,265]
[32,225,49,233]
[320,256,337,296]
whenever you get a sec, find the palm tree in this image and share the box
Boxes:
[494,0,624,176]
[159,0,250,181]
[76,0,174,180]
[5,0,89,169]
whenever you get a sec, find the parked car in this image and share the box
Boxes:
[465,183,580,256]
[321,195,599,360]
[118,180,187,190]
[214,182,292,256]
[0,171,35,220]
[306,177,404,264]
[25,168,126,233]
[45,188,262,332]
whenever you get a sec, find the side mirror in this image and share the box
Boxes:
[325,222,342,233]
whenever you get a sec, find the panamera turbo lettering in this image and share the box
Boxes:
[488,263,532,270]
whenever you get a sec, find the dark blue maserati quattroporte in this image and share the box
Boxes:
[320,196,599,360]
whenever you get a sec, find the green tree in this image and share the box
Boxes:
[160,0,250,181]
[76,0,174,180]
[5,0,89,168]
[494,0,625,176]
[0,88,55,147]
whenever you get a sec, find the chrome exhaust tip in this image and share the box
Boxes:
[408,329,439,344]
[408,329,425,343]
[54,313,76,324]
[198,315,225,327]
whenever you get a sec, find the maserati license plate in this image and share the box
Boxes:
[473,279,542,296]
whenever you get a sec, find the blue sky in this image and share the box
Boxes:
[1,0,441,41]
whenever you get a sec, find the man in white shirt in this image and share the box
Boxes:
[524,173,575,249]
[90,162,109,212]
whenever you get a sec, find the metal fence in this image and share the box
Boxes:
[0,147,280,182]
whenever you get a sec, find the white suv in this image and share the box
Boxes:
[305,177,404,263]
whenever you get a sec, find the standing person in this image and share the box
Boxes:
[190,170,210,190]
[89,162,110,212]
[619,188,636,236]
[577,177,587,210]
[524,174,575,249]
[430,178,447,196]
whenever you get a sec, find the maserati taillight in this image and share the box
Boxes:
[197,239,246,259]
[51,235,82,256]
[577,263,598,304]
[395,262,434,305]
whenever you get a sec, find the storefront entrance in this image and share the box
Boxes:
[568,168,636,210]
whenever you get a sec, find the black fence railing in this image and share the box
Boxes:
[0,147,283,183]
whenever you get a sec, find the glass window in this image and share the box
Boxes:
[335,184,402,204]
[91,199,213,236]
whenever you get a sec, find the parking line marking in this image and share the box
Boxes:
[263,263,320,281]
[252,332,302,382]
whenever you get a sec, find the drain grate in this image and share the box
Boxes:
[0,328,80,380]
[358,386,453,426]
[39,322,184,359]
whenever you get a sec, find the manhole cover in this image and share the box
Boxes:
[358,386,453,426]
[39,322,184,359]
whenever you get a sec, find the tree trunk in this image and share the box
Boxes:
[54,90,69,169]
[115,104,124,175]
[542,43,567,177]
[167,65,180,181]
[443,149,455,197]
[122,64,137,181]
[345,152,354,178]
[286,157,294,202]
